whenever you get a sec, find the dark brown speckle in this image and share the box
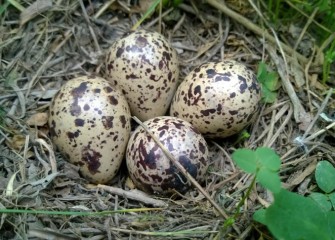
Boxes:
[82,146,102,174]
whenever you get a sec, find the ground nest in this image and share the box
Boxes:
[0,0,335,239]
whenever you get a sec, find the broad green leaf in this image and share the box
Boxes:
[261,86,277,103]
[315,161,335,193]
[326,211,335,239]
[266,189,331,240]
[231,149,257,173]
[309,192,332,212]
[329,192,335,210]
[257,61,279,90]
[257,61,280,103]
[262,72,279,91]
[257,168,281,193]
[257,62,267,83]
[253,208,267,225]
[325,50,335,62]
[256,147,281,171]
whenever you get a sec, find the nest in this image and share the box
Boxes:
[0,0,334,239]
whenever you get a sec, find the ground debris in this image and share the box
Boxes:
[0,0,334,239]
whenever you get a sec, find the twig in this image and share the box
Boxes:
[293,7,318,51]
[97,184,168,207]
[267,104,293,147]
[305,121,335,142]
[305,48,317,113]
[266,44,308,123]
[93,0,116,19]
[34,138,57,174]
[285,0,332,34]
[144,7,174,29]
[302,88,333,139]
[206,0,308,64]
[79,0,101,52]
[25,29,73,98]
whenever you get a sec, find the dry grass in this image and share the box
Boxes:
[0,0,334,239]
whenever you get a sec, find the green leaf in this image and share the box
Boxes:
[263,72,279,91]
[261,87,277,103]
[173,0,183,7]
[326,211,335,239]
[257,61,279,89]
[257,61,280,103]
[253,208,267,225]
[257,62,268,83]
[329,192,335,210]
[256,147,281,171]
[257,168,281,193]
[315,161,335,193]
[317,0,331,12]
[231,149,257,174]
[266,189,331,240]
[325,50,335,62]
[309,192,332,212]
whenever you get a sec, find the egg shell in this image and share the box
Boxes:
[170,60,261,138]
[48,76,131,183]
[105,29,179,121]
[126,116,209,195]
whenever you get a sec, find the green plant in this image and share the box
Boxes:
[257,62,280,103]
[232,147,281,193]
[263,0,335,86]
[265,0,335,42]
[232,147,335,239]
[322,40,335,84]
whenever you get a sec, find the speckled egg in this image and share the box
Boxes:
[126,116,209,195]
[48,76,131,183]
[170,60,261,138]
[105,29,179,121]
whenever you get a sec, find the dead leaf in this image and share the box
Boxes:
[290,58,305,88]
[298,112,313,131]
[125,176,136,189]
[285,161,317,188]
[26,112,48,126]
[6,134,26,151]
[310,73,326,91]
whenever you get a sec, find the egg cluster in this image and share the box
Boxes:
[49,29,261,195]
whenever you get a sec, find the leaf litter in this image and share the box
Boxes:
[0,0,334,239]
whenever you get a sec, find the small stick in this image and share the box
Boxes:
[293,7,318,51]
[132,116,229,219]
[79,0,101,52]
[266,44,307,123]
[206,0,308,64]
[302,88,333,139]
[25,29,72,98]
[97,184,167,207]
[93,0,116,19]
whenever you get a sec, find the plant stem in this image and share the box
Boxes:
[217,174,257,238]
[233,175,257,219]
